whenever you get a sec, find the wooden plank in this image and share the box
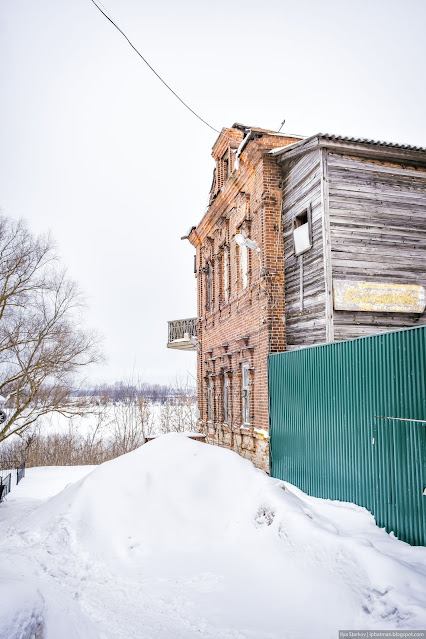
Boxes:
[314,139,426,167]
[332,256,426,271]
[299,256,304,312]
[335,311,425,326]
[329,185,426,205]
[283,145,426,344]
[330,235,426,250]
[283,160,318,197]
[327,153,426,180]
[283,155,321,193]
[327,149,426,331]
[282,148,327,347]
[333,280,426,313]
[331,243,426,260]
[282,179,322,213]
[278,137,426,169]
[329,213,426,231]
[329,171,426,192]
[321,149,334,342]
[331,265,425,281]
[328,161,426,183]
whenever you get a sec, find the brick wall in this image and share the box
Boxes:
[189,125,301,472]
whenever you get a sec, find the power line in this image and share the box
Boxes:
[89,0,221,135]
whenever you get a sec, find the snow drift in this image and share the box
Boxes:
[1,434,426,639]
[27,433,288,562]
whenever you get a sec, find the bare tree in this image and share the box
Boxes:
[158,375,197,434]
[0,215,102,442]
[108,378,155,455]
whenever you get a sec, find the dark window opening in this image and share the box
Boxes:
[295,210,308,228]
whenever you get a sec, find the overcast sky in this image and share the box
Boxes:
[1,0,425,385]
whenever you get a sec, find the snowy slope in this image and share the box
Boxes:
[0,435,425,639]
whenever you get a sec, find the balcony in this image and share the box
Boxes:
[167,317,198,351]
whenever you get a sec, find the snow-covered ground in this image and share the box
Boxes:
[0,435,425,639]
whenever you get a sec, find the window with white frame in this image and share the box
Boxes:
[241,363,250,424]
[207,378,214,422]
[223,375,230,423]
[238,231,248,289]
[241,243,248,289]
[206,262,213,312]
[222,247,229,303]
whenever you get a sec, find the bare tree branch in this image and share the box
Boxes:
[0,215,103,442]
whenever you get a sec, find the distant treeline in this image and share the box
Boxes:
[72,381,196,404]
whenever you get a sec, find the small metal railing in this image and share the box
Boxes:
[0,459,26,502]
[17,462,25,485]
[167,318,197,343]
[0,473,11,502]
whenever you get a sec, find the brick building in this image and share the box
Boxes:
[168,124,426,473]
[169,124,303,471]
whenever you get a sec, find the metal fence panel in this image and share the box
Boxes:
[0,473,12,502]
[16,462,25,485]
[268,325,426,546]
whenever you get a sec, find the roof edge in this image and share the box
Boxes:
[271,133,426,163]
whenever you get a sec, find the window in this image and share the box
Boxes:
[223,375,230,423]
[237,230,249,290]
[217,151,230,191]
[223,156,229,180]
[222,247,229,303]
[240,243,248,289]
[207,378,214,422]
[293,204,312,256]
[241,363,250,424]
[206,262,213,312]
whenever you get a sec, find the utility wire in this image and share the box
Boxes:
[89,0,221,134]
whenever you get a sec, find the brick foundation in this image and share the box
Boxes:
[204,425,270,473]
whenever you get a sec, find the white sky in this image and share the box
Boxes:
[1,0,425,385]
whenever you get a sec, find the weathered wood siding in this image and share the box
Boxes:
[282,149,326,347]
[327,152,426,340]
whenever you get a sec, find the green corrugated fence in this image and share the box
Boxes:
[268,325,426,546]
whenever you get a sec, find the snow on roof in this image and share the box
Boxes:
[146,432,205,438]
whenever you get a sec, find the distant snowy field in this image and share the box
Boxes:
[0,435,425,639]
[32,401,197,439]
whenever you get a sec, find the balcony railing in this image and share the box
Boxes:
[167,317,197,351]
